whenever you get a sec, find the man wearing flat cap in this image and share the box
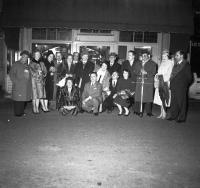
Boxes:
[9,50,32,116]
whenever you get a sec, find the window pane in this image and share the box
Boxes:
[134,32,143,42]
[119,31,133,42]
[80,29,111,34]
[32,28,46,40]
[57,28,72,40]
[144,32,157,43]
[47,28,56,40]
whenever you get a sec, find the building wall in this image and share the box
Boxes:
[19,28,170,64]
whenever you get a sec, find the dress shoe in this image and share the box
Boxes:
[147,113,154,117]
[124,111,130,116]
[139,112,143,118]
[176,119,185,123]
[166,117,174,121]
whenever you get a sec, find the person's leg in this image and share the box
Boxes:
[44,99,49,111]
[92,98,100,115]
[115,103,123,115]
[40,99,47,111]
[14,101,25,116]
[166,93,179,120]
[145,102,153,116]
[123,106,130,116]
[32,99,36,113]
[177,94,187,122]
[35,99,40,113]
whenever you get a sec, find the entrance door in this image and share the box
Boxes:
[76,43,115,62]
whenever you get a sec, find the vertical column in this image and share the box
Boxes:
[19,27,32,52]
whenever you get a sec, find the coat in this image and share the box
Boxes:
[44,59,55,100]
[74,61,95,93]
[57,85,80,109]
[107,61,121,75]
[121,60,138,89]
[114,78,134,107]
[82,81,103,103]
[135,59,157,103]
[170,60,192,106]
[55,61,66,81]
[9,61,32,101]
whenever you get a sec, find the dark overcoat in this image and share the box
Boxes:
[135,60,157,102]
[74,61,94,93]
[9,61,32,101]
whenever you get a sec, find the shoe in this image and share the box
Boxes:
[176,119,185,123]
[166,117,174,121]
[94,112,99,116]
[147,113,154,117]
[139,112,143,118]
[107,110,112,113]
[41,108,50,113]
[124,111,130,116]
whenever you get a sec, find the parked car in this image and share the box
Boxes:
[189,73,200,99]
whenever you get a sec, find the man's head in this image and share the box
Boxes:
[73,52,79,61]
[20,50,30,64]
[175,50,185,63]
[90,72,97,83]
[128,50,135,61]
[56,52,62,62]
[142,52,150,62]
[67,54,73,64]
[109,53,116,63]
[81,52,89,63]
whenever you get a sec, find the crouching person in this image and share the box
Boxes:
[82,72,103,116]
[57,77,81,116]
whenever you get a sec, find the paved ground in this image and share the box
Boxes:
[0,99,200,188]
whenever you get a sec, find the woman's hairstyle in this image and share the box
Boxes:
[89,71,97,77]
[67,54,73,58]
[162,50,172,59]
[122,69,131,78]
[65,77,74,84]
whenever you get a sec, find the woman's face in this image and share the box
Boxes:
[123,71,129,79]
[66,80,73,88]
[162,53,169,61]
[48,54,54,62]
[34,52,41,60]
[101,63,107,71]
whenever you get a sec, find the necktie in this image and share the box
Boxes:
[98,75,102,83]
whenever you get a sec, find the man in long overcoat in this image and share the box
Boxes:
[134,52,157,117]
[166,50,192,123]
[74,52,94,94]
[9,50,32,116]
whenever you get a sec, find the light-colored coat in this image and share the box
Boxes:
[9,61,32,101]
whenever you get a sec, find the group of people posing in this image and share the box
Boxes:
[9,49,192,123]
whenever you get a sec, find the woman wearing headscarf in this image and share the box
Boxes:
[154,50,174,119]
[43,50,55,111]
[30,50,48,113]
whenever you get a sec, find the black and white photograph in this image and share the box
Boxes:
[0,0,200,187]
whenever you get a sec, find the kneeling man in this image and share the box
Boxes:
[82,72,103,115]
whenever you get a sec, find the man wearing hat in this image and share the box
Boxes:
[9,50,32,116]
[74,51,94,94]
